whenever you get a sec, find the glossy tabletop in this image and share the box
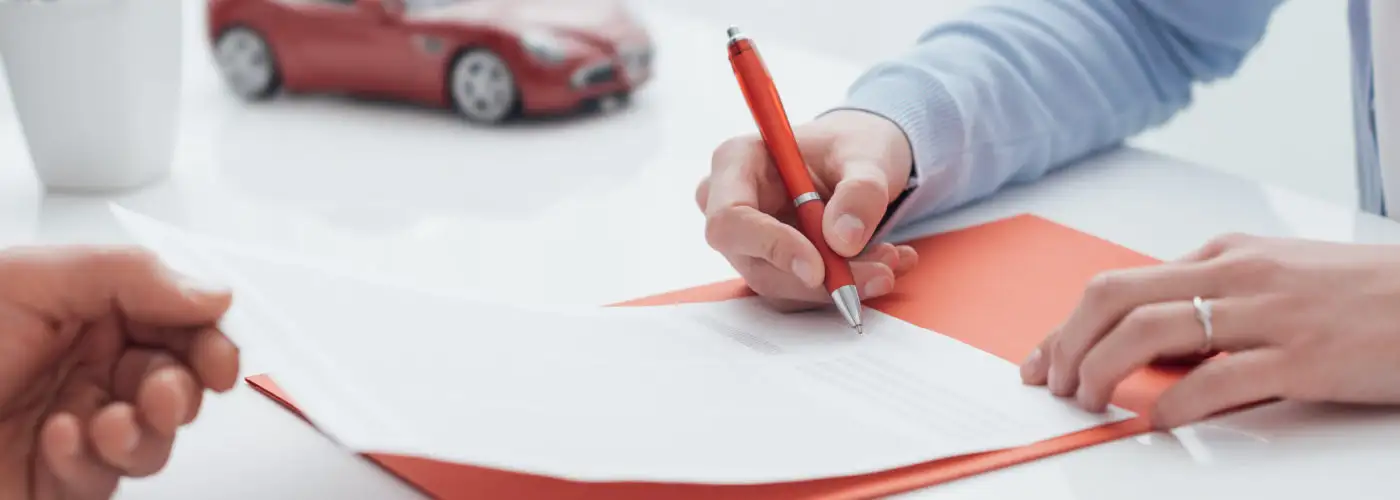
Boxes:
[1,2,1398,499]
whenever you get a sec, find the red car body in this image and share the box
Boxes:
[206,0,654,117]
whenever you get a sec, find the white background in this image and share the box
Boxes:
[0,1,1384,499]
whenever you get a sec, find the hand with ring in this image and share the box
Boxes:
[1018,233,1400,428]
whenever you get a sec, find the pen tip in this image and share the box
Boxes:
[727,25,741,38]
[856,325,864,335]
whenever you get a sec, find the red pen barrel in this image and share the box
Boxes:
[728,33,857,295]
[727,38,819,202]
[795,199,857,293]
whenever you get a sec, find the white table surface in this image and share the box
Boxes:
[2,2,1399,499]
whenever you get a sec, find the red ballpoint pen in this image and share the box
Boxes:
[725,25,864,334]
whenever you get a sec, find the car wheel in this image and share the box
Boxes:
[214,27,280,100]
[449,49,519,124]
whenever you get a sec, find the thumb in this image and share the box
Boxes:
[0,247,232,326]
[822,160,893,257]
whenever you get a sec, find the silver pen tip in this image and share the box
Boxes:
[727,26,741,38]
[856,324,864,335]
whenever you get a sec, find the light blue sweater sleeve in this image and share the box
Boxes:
[839,0,1286,231]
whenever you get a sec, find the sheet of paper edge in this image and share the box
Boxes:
[108,204,425,455]
[109,203,1139,484]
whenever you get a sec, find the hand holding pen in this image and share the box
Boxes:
[696,26,921,323]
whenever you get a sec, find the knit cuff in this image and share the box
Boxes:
[825,63,966,241]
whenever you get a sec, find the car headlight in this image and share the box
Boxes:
[520,30,571,65]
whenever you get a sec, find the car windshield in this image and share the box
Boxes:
[404,0,470,11]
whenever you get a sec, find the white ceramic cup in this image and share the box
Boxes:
[0,0,182,192]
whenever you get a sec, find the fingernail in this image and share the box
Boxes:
[123,422,140,453]
[177,273,231,296]
[875,245,899,268]
[834,214,865,246]
[864,276,893,297]
[791,259,820,287]
[1022,348,1042,371]
[161,370,190,424]
[1019,348,1042,385]
[53,416,81,457]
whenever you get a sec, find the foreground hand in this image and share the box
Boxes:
[0,247,239,500]
[1021,234,1400,428]
[696,109,919,311]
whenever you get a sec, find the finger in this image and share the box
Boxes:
[89,402,176,477]
[743,251,898,305]
[40,412,120,499]
[124,326,242,393]
[1074,298,1269,412]
[1138,234,1249,368]
[0,246,232,326]
[1175,233,1252,263]
[706,206,826,288]
[893,245,919,274]
[1151,349,1286,429]
[187,327,241,392]
[112,349,180,403]
[1021,327,1058,386]
[822,160,893,257]
[114,352,205,428]
[140,365,201,434]
[866,243,901,276]
[695,176,711,212]
[706,135,788,217]
[1046,261,1225,397]
[740,256,897,306]
[750,245,901,313]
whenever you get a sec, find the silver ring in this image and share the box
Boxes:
[792,191,821,207]
[1192,296,1213,354]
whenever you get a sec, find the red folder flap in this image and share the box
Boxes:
[246,213,1182,499]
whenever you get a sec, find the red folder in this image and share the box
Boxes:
[247,213,1186,499]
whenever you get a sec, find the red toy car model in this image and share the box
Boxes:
[207,0,654,123]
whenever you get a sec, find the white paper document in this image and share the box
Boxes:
[112,205,1134,484]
